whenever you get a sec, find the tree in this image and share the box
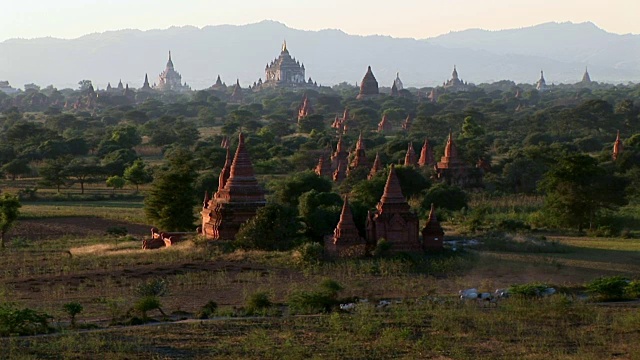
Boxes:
[106,176,126,194]
[65,159,103,194]
[144,149,198,231]
[123,159,152,191]
[62,302,83,328]
[271,171,333,207]
[0,194,21,249]
[110,125,142,149]
[421,183,468,213]
[539,154,627,231]
[1,159,30,180]
[298,190,342,241]
[235,203,302,251]
[39,158,69,193]
[298,114,325,133]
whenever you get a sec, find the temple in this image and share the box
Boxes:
[404,142,418,167]
[356,66,380,100]
[156,52,190,92]
[229,80,243,104]
[349,133,368,170]
[201,133,266,240]
[366,165,422,253]
[140,74,152,92]
[211,75,226,91]
[536,70,549,92]
[443,66,470,92]
[435,131,478,186]
[325,196,367,257]
[297,94,312,122]
[377,114,392,133]
[314,153,333,178]
[394,72,404,91]
[418,139,435,167]
[421,204,444,252]
[613,130,623,161]
[401,115,412,131]
[261,41,316,89]
[368,152,382,179]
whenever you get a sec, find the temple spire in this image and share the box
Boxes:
[418,139,434,167]
[379,165,408,207]
[368,152,382,179]
[613,130,623,161]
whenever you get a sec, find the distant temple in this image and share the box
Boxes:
[140,74,153,92]
[613,130,623,161]
[418,139,435,168]
[261,41,316,89]
[211,75,227,91]
[156,51,190,92]
[229,79,244,104]
[536,70,549,92]
[404,142,418,167]
[297,94,312,122]
[443,66,470,92]
[394,72,404,91]
[435,131,481,187]
[578,67,593,87]
[325,196,366,258]
[201,133,266,240]
[356,66,380,100]
[377,114,392,133]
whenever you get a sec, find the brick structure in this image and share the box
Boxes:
[201,133,266,240]
[331,136,349,171]
[436,131,472,185]
[333,160,347,183]
[350,132,368,170]
[404,142,418,167]
[422,204,444,252]
[418,139,435,167]
[402,115,412,131]
[297,94,312,122]
[325,196,366,257]
[368,152,383,179]
[366,165,421,253]
[613,130,623,161]
[377,114,392,133]
[356,66,379,100]
[314,153,333,178]
[229,79,243,104]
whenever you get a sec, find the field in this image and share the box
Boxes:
[0,197,639,359]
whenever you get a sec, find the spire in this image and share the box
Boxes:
[391,81,399,96]
[314,154,333,177]
[215,75,223,86]
[217,148,232,193]
[418,139,434,167]
[402,114,412,131]
[357,65,379,99]
[143,73,150,88]
[355,132,365,151]
[582,67,591,83]
[380,165,407,206]
[422,203,444,243]
[282,40,288,53]
[333,161,347,183]
[368,152,382,179]
[332,196,361,245]
[378,114,391,133]
[335,135,344,153]
[452,65,459,79]
[404,142,417,167]
[167,51,174,69]
[444,131,458,159]
[613,130,623,161]
[214,133,265,204]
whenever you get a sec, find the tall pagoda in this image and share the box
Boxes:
[356,66,380,100]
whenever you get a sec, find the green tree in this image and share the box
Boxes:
[123,159,152,191]
[0,194,21,249]
[39,158,69,193]
[298,190,342,241]
[106,175,126,194]
[271,171,333,207]
[62,302,83,328]
[65,159,103,194]
[235,203,302,251]
[144,149,197,231]
[539,154,627,231]
[1,159,30,181]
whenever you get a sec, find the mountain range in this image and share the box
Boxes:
[0,20,638,90]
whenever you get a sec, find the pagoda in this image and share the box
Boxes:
[156,51,190,92]
[350,133,368,170]
[368,153,383,180]
[356,66,379,100]
[331,136,349,171]
[262,41,315,89]
[613,130,623,161]
[390,82,399,96]
[366,165,421,252]
[229,79,243,104]
[297,94,312,122]
[140,74,152,92]
[325,196,367,257]
[333,161,347,183]
[536,70,549,92]
[436,131,472,185]
[394,72,404,91]
[404,142,418,167]
[422,204,444,252]
[443,65,469,92]
[401,115,412,131]
[418,139,435,167]
[314,153,333,178]
[377,114,392,133]
[201,133,266,240]
[211,75,226,91]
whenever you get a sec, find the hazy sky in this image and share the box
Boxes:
[2,0,638,41]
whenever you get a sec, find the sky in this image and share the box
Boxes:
[1,0,639,42]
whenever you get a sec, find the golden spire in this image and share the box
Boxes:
[282,40,287,52]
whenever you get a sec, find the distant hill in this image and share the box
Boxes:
[0,20,638,90]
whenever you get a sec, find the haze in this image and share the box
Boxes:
[3,0,639,42]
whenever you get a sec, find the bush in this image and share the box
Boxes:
[373,238,391,257]
[197,301,218,319]
[136,278,168,297]
[586,276,630,301]
[134,296,163,320]
[509,283,550,298]
[63,302,83,328]
[496,219,531,232]
[0,303,52,336]
[288,279,343,314]
[625,281,640,299]
[291,242,324,266]
[245,291,272,315]
[106,226,128,237]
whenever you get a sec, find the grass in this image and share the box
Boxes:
[19,200,146,223]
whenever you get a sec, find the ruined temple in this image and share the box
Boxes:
[331,136,349,171]
[377,114,392,133]
[229,79,243,104]
[368,152,383,180]
[404,142,418,167]
[390,82,399,97]
[201,133,266,240]
[422,204,444,252]
[333,161,347,183]
[325,196,366,257]
[350,133,368,170]
[314,153,333,178]
[366,165,421,253]
[418,139,435,167]
[356,66,379,100]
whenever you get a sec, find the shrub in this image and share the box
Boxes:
[197,301,218,319]
[134,296,163,320]
[373,238,391,257]
[136,278,168,297]
[245,291,272,315]
[509,283,550,298]
[625,281,640,299]
[288,279,343,314]
[291,242,324,266]
[496,219,531,232]
[106,226,128,237]
[0,303,52,336]
[586,276,630,301]
[63,302,83,328]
